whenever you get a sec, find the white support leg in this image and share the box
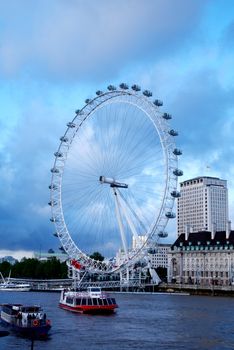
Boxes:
[116,189,141,247]
[113,188,129,260]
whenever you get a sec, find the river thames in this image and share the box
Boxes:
[0,291,233,350]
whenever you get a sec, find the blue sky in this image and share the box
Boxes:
[0,0,234,260]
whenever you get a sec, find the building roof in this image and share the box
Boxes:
[180,176,221,184]
[171,230,234,249]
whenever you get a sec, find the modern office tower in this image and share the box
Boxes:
[177,176,229,236]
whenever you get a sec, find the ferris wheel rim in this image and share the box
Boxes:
[49,86,179,273]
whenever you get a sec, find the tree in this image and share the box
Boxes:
[89,252,104,261]
[0,261,11,279]
[6,257,68,279]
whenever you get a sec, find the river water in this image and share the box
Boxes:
[0,291,233,350]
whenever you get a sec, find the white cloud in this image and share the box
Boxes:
[0,249,33,261]
[29,204,50,217]
[0,0,205,79]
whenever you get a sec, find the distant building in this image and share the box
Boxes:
[34,251,68,262]
[116,236,170,270]
[132,235,147,249]
[167,229,234,286]
[0,256,18,264]
[177,176,229,236]
[150,244,171,269]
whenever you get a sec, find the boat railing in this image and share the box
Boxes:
[13,314,49,328]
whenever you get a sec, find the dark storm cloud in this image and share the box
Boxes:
[0,96,66,252]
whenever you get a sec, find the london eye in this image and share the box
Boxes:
[49,84,182,273]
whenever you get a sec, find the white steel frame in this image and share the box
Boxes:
[49,86,180,273]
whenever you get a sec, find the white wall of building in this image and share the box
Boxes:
[177,177,228,236]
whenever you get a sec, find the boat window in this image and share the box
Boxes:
[89,288,101,292]
[76,298,81,305]
[66,297,73,304]
[111,298,116,304]
[92,298,98,306]
[21,307,39,313]
[87,298,92,306]
[103,299,108,306]
[11,310,17,315]
[107,298,112,305]
[98,299,103,306]
[2,306,12,314]
[81,298,87,305]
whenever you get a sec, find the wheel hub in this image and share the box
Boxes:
[99,176,128,188]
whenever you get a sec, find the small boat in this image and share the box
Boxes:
[0,304,51,338]
[0,271,31,292]
[59,287,118,314]
[0,282,31,292]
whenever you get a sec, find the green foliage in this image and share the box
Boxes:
[89,251,104,261]
[0,261,11,278]
[0,258,68,279]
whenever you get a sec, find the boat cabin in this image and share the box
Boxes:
[2,304,42,317]
[87,287,102,297]
[65,295,116,307]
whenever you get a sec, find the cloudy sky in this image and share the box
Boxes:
[0,0,234,260]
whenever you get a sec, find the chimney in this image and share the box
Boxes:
[211,222,216,240]
[226,220,231,240]
[185,224,189,241]
[185,224,192,241]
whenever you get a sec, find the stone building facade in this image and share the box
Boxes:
[167,230,234,286]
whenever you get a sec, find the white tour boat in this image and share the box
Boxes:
[0,272,31,292]
[59,287,118,314]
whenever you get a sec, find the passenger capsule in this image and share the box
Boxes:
[168,129,178,136]
[49,184,57,190]
[67,122,76,128]
[85,98,92,104]
[171,190,181,198]
[107,85,116,91]
[96,90,103,96]
[131,84,141,91]
[154,99,163,107]
[75,109,80,114]
[165,212,176,219]
[173,169,183,176]
[119,83,129,89]
[60,136,69,142]
[53,232,58,237]
[162,113,172,120]
[158,231,168,238]
[173,148,182,156]
[50,167,59,173]
[143,90,152,97]
[48,200,57,206]
[148,248,157,254]
[54,151,63,157]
